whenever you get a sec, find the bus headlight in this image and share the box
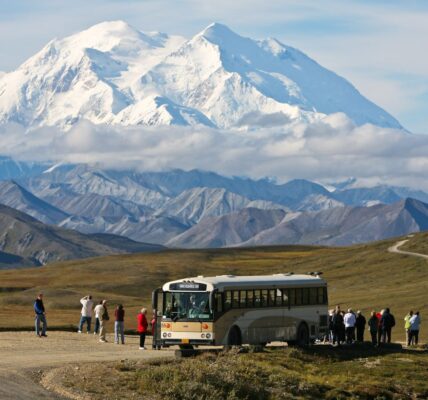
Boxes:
[201,333,205,338]
[206,333,211,339]
[167,333,172,337]
[162,333,167,338]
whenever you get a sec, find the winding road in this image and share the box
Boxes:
[387,238,428,260]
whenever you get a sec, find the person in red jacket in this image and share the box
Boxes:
[137,308,148,350]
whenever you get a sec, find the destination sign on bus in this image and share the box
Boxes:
[169,282,207,291]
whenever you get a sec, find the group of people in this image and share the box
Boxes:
[328,306,422,347]
[33,293,153,350]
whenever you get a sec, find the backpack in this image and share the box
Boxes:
[102,310,110,321]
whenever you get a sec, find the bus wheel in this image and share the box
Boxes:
[227,326,242,346]
[296,323,310,347]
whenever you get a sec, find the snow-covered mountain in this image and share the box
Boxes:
[0,21,401,130]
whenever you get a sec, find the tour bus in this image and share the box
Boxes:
[152,273,328,348]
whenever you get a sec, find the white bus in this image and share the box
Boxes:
[152,273,328,348]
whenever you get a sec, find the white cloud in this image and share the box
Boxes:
[1,115,428,191]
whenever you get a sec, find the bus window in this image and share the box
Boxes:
[261,290,268,307]
[246,290,254,307]
[240,290,247,308]
[225,291,232,310]
[310,288,318,305]
[323,287,328,304]
[268,289,276,306]
[282,289,289,307]
[276,289,283,306]
[216,293,223,313]
[317,287,324,304]
[254,290,262,307]
[232,291,240,308]
[289,288,295,306]
[302,288,310,305]
[295,289,302,306]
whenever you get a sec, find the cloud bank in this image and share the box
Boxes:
[1,114,428,190]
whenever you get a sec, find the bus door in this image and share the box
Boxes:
[151,288,163,349]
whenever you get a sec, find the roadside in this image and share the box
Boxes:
[0,331,173,400]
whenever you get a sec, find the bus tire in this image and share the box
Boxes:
[296,322,310,347]
[227,326,242,346]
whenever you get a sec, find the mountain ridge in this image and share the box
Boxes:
[0,21,401,130]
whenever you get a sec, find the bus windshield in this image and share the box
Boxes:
[163,292,212,321]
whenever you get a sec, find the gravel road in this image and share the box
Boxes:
[0,331,173,399]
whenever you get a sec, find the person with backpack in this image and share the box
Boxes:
[78,295,93,334]
[34,293,47,337]
[409,311,421,346]
[95,300,109,343]
[137,308,148,350]
[114,304,125,345]
[355,310,366,342]
[367,311,378,346]
[380,307,395,344]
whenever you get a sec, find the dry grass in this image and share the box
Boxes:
[45,345,428,400]
[0,235,427,342]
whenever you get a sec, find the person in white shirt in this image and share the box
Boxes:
[409,311,421,346]
[78,295,94,333]
[94,300,109,342]
[343,308,357,344]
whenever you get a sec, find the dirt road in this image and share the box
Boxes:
[388,238,428,260]
[0,331,173,399]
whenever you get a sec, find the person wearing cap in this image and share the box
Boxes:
[95,300,109,343]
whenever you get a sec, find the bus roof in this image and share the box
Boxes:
[163,273,326,292]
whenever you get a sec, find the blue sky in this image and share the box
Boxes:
[0,0,427,133]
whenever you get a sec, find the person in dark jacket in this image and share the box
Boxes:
[367,311,378,346]
[380,308,395,344]
[114,304,125,344]
[34,293,47,337]
[355,310,366,342]
[137,308,148,350]
[332,307,344,346]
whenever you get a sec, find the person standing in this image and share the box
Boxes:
[95,300,109,343]
[78,295,93,333]
[380,308,395,344]
[344,308,356,344]
[409,311,421,346]
[368,311,378,346]
[332,307,344,346]
[376,310,383,345]
[34,293,47,337]
[114,304,125,344]
[404,310,414,346]
[355,310,366,342]
[94,300,103,335]
[137,308,148,350]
